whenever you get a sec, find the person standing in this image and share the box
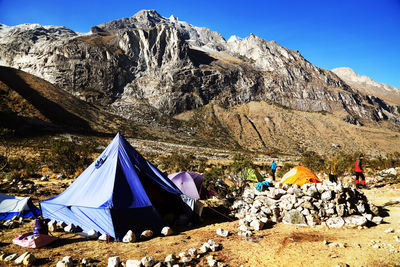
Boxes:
[271,160,277,181]
[354,154,365,187]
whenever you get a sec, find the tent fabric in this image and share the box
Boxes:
[168,172,205,199]
[242,168,264,182]
[281,166,322,186]
[0,193,40,220]
[41,133,190,241]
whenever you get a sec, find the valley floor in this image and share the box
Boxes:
[1,185,399,266]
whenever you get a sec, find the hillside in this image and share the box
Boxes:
[176,101,400,156]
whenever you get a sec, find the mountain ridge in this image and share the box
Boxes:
[0,9,399,155]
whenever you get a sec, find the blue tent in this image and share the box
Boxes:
[0,193,40,220]
[40,133,190,240]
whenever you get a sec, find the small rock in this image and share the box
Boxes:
[368,202,380,216]
[373,244,380,249]
[384,228,394,233]
[323,240,329,245]
[164,254,176,263]
[363,213,373,221]
[178,252,186,258]
[181,257,192,263]
[161,226,174,236]
[123,230,136,243]
[126,259,142,267]
[326,217,345,228]
[56,256,73,267]
[15,252,30,264]
[64,223,76,233]
[5,253,19,261]
[238,224,249,232]
[250,219,264,231]
[187,248,197,257]
[199,244,209,253]
[354,243,361,248]
[321,190,333,201]
[216,228,229,237]
[140,230,154,240]
[99,234,108,241]
[372,216,383,225]
[56,221,67,230]
[141,256,154,267]
[87,229,99,239]
[282,209,307,225]
[344,215,367,227]
[108,256,121,267]
[48,219,57,232]
[208,259,218,267]
[82,257,92,265]
[22,253,36,266]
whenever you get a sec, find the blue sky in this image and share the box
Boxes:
[1,0,399,88]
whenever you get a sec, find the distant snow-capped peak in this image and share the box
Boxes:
[227,35,242,43]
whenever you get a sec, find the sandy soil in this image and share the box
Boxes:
[1,184,400,266]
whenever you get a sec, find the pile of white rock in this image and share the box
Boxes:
[231,182,384,236]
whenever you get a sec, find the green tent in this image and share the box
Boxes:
[241,168,264,182]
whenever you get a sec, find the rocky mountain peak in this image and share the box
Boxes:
[131,9,164,27]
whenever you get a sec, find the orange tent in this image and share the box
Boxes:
[281,166,322,186]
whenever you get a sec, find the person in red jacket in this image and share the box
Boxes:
[354,154,365,187]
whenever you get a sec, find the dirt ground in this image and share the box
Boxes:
[1,184,400,267]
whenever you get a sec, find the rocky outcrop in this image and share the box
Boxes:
[332,67,400,107]
[0,10,399,137]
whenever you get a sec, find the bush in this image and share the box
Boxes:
[203,166,227,197]
[156,153,196,173]
[325,152,354,177]
[300,151,326,173]
[41,137,97,175]
[226,154,254,194]
[367,153,400,171]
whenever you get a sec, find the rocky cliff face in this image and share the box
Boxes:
[0,10,399,134]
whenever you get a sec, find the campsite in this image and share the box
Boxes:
[0,133,399,266]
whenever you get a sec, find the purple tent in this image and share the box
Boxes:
[168,172,204,199]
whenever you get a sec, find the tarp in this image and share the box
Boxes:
[168,172,205,199]
[13,233,57,248]
[0,193,40,220]
[242,168,264,182]
[281,166,322,186]
[40,133,191,240]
